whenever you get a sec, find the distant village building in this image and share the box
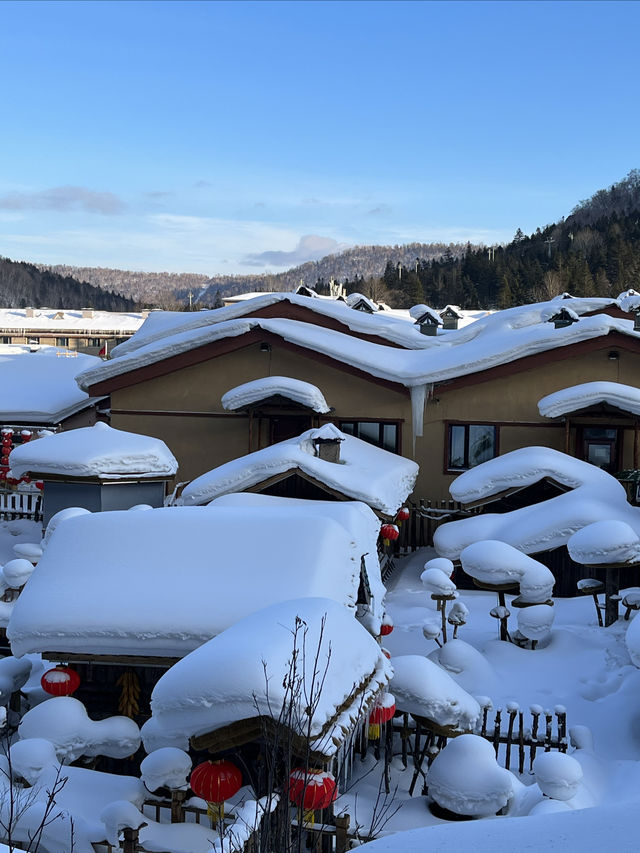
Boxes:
[0,307,146,355]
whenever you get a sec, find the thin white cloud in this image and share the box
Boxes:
[0,186,126,215]
[244,234,350,268]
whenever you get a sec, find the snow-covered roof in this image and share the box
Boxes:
[346,292,379,312]
[538,381,640,418]
[76,295,638,403]
[146,597,392,757]
[8,502,384,658]
[9,422,178,480]
[0,346,103,423]
[409,304,442,325]
[178,424,418,516]
[435,447,639,559]
[0,308,145,334]
[221,376,330,413]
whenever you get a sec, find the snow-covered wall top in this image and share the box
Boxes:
[178,425,418,516]
[147,597,392,757]
[9,422,178,479]
[435,448,639,559]
[8,503,382,658]
[221,376,330,413]
[0,347,102,422]
[76,295,637,395]
[538,381,640,418]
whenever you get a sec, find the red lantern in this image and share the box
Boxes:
[41,666,81,696]
[380,616,394,637]
[380,523,399,546]
[368,693,396,740]
[396,507,410,523]
[288,768,337,822]
[20,431,32,442]
[190,760,242,822]
[35,481,44,490]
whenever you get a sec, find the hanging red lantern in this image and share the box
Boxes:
[190,760,242,823]
[380,615,394,637]
[381,647,391,660]
[368,693,396,740]
[380,523,399,546]
[288,768,337,823]
[41,666,81,696]
[20,431,32,442]
[396,507,410,523]
[35,481,44,490]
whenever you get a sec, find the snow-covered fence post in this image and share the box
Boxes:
[122,826,139,853]
[334,813,350,853]
[504,703,518,769]
[530,705,542,769]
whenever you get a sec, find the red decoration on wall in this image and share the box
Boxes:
[396,507,410,522]
[380,523,399,546]
[368,693,396,739]
[41,666,81,696]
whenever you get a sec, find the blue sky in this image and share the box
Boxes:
[0,0,638,274]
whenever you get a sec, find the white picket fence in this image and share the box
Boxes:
[0,490,42,522]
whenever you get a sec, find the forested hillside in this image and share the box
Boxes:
[0,256,137,311]
[377,170,640,309]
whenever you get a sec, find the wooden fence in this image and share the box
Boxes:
[0,490,42,522]
[393,500,482,553]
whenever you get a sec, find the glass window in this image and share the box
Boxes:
[89,338,102,347]
[338,421,399,453]
[56,337,69,347]
[448,423,497,470]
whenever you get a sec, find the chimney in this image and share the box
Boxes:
[314,435,343,463]
[82,308,95,319]
[25,307,35,318]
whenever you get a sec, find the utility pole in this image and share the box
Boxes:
[188,291,194,310]
[544,238,555,260]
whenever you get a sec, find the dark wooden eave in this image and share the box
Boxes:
[86,329,409,398]
[43,650,179,668]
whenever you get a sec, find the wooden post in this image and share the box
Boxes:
[123,827,140,853]
[530,708,541,769]
[564,417,571,455]
[635,419,639,470]
[518,711,525,775]
[544,710,553,751]
[505,707,517,769]
[248,410,253,453]
[604,567,620,627]
[492,709,502,758]
[335,814,350,853]
[171,789,186,823]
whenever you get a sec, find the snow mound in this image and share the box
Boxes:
[517,605,555,640]
[427,734,514,816]
[389,655,480,732]
[460,540,555,602]
[567,520,640,565]
[534,752,583,800]
[221,376,330,413]
[420,568,456,596]
[436,448,634,560]
[140,748,192,792]
[10,422,178,479]
[18,696,141,763]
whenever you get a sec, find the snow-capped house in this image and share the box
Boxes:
[74,292,640,501]
[9,423,178,526]
[179,424,418,519]
[145,597,392,782]
[0,345,105,434]
[8,501,384,721]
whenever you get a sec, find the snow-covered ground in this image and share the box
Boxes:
[336,547,640,847]
[2,516,640,850]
